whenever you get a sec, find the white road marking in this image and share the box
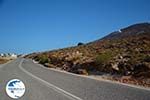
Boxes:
[33,60,150,91]
[19,59,83,100]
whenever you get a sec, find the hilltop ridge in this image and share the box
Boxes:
[100,23,150,40]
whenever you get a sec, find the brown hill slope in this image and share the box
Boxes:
[26,23,150,86]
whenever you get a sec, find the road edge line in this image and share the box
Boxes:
[49,68,150,91]
[31,60,150,91]
[19,59,83,100]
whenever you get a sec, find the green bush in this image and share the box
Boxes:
[35,55,50,64]
[95,52,112,65]
[144,55,150,62]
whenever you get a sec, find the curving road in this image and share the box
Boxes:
[0,58,150,100]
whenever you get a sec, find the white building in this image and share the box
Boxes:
[0,53,4,57]
[11,53,17,58]
[0,53,17,58]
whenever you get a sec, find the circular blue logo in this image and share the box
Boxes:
[6,79,25,99]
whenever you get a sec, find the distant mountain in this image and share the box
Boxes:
[26,22,150,86]
[101,23,150,40]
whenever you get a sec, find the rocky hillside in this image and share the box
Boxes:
[26,23,150,86]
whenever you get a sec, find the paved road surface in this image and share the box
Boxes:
[0,58,150,100]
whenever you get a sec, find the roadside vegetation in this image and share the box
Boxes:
[0,58,10,64]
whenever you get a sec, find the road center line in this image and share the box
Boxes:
[19,59,83,100]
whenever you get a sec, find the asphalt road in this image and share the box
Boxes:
[0,58,150,100]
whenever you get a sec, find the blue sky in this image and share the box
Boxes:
[0,0,149,54]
